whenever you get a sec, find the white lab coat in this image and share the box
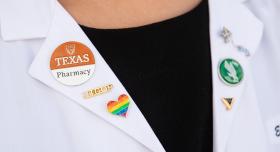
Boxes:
[0,0,279,151]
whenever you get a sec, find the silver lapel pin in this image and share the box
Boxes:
[220,27,232,43]
[220,27,250,57]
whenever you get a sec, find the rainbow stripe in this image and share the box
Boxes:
[107,94,130,117]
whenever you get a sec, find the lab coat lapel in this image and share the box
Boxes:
[28,1,165,152]
[209,0,263,152]
[2,0,264,151]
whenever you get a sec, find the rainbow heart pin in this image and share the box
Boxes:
[107,94,130,117]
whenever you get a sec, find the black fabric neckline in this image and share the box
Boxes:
[79,0,213,151]
[79,0,207,33]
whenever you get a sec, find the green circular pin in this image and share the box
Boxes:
[219,58,244,86]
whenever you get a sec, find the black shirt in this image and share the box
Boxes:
[80,1,212,151]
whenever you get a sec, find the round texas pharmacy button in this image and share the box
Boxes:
[218,58,244,86]
[50,41,95,86]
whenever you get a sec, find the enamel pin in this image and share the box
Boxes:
[222,97,235,110]
[50,41,95,86]
[107,94,130,117]
[220,27,250,57]
[218,58,244,86]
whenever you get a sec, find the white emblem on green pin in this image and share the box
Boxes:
[219,58,244,86]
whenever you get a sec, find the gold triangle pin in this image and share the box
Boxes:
[221,97,235,110]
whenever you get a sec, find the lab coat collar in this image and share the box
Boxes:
[0,0,263,152]
[27,1,166,152]
[208,0,263,152]
[1,0,247,41]
[0,0,55,41]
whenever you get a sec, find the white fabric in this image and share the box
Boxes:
[0,0,279,151]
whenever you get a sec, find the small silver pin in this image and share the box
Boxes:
[220,27,250,57]
[236,45,250,57]
[220,27,232,43]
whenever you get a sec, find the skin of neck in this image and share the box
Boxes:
[58,0,202,29]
